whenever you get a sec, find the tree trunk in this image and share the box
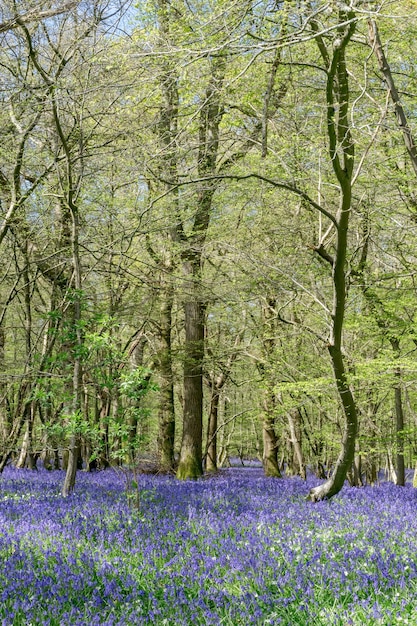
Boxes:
[412,460,417,488]
[95,388,111,468]
[177,298,205,479]
[348,440,363,487]
[151,0,179,473]
[16,425,31,469]
[176,50,226,479]
[62,203,83,496]
[126,335,149,463]
[288,408,306,480]
[0,327,10,443]
[158,378,175,471]
[206,386,220,472]
[218,396,232,468]
[157,292,176,472]
[394,369,405,486]
[309,345,358,500]
[308,11,358,501]
[262,415,281,477]
[15,402,37,469]
[259,298,281,477]
[386,449,397,484]
[353,441,363,487]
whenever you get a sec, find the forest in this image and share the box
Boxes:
[0,0,417,501]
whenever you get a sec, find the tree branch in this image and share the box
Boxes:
[152,172,338,227]
[1,2,80,33]
[368,18,417,179]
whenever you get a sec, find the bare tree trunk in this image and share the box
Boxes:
[16,426,31,469]
[287,408,306,480]
[412,460,417,488]
[62,205,83,496]
[262,412,281,477]
[15,402,37,469]
[259,298,281,478]
[206,387,220,472]
[177,297,205,479]
[348,440,363,487]
[218,396,232,468]
[394,368,405,486]
[99,391,111,468]
[386,449,397,484]
[353,441,363,487]
[157,292,176,472]
[0,327,10,443]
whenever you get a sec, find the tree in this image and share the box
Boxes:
[307,6,359,501]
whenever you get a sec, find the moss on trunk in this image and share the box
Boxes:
[176,454,203,480]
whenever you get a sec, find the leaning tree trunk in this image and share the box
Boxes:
[309,346,358,500]
[308,10,358,501]
[15,402,36,469]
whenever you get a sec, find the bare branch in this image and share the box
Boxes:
[0,2,80,33]
[152,172,338,227]
[312,244,335,267]
[368,17,417,179]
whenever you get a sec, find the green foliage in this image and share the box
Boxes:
[42,411,100,443]
[119,367,159,401]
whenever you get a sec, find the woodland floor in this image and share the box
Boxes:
[0,466,416,624]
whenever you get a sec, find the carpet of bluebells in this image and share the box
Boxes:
[1,467,417,625]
